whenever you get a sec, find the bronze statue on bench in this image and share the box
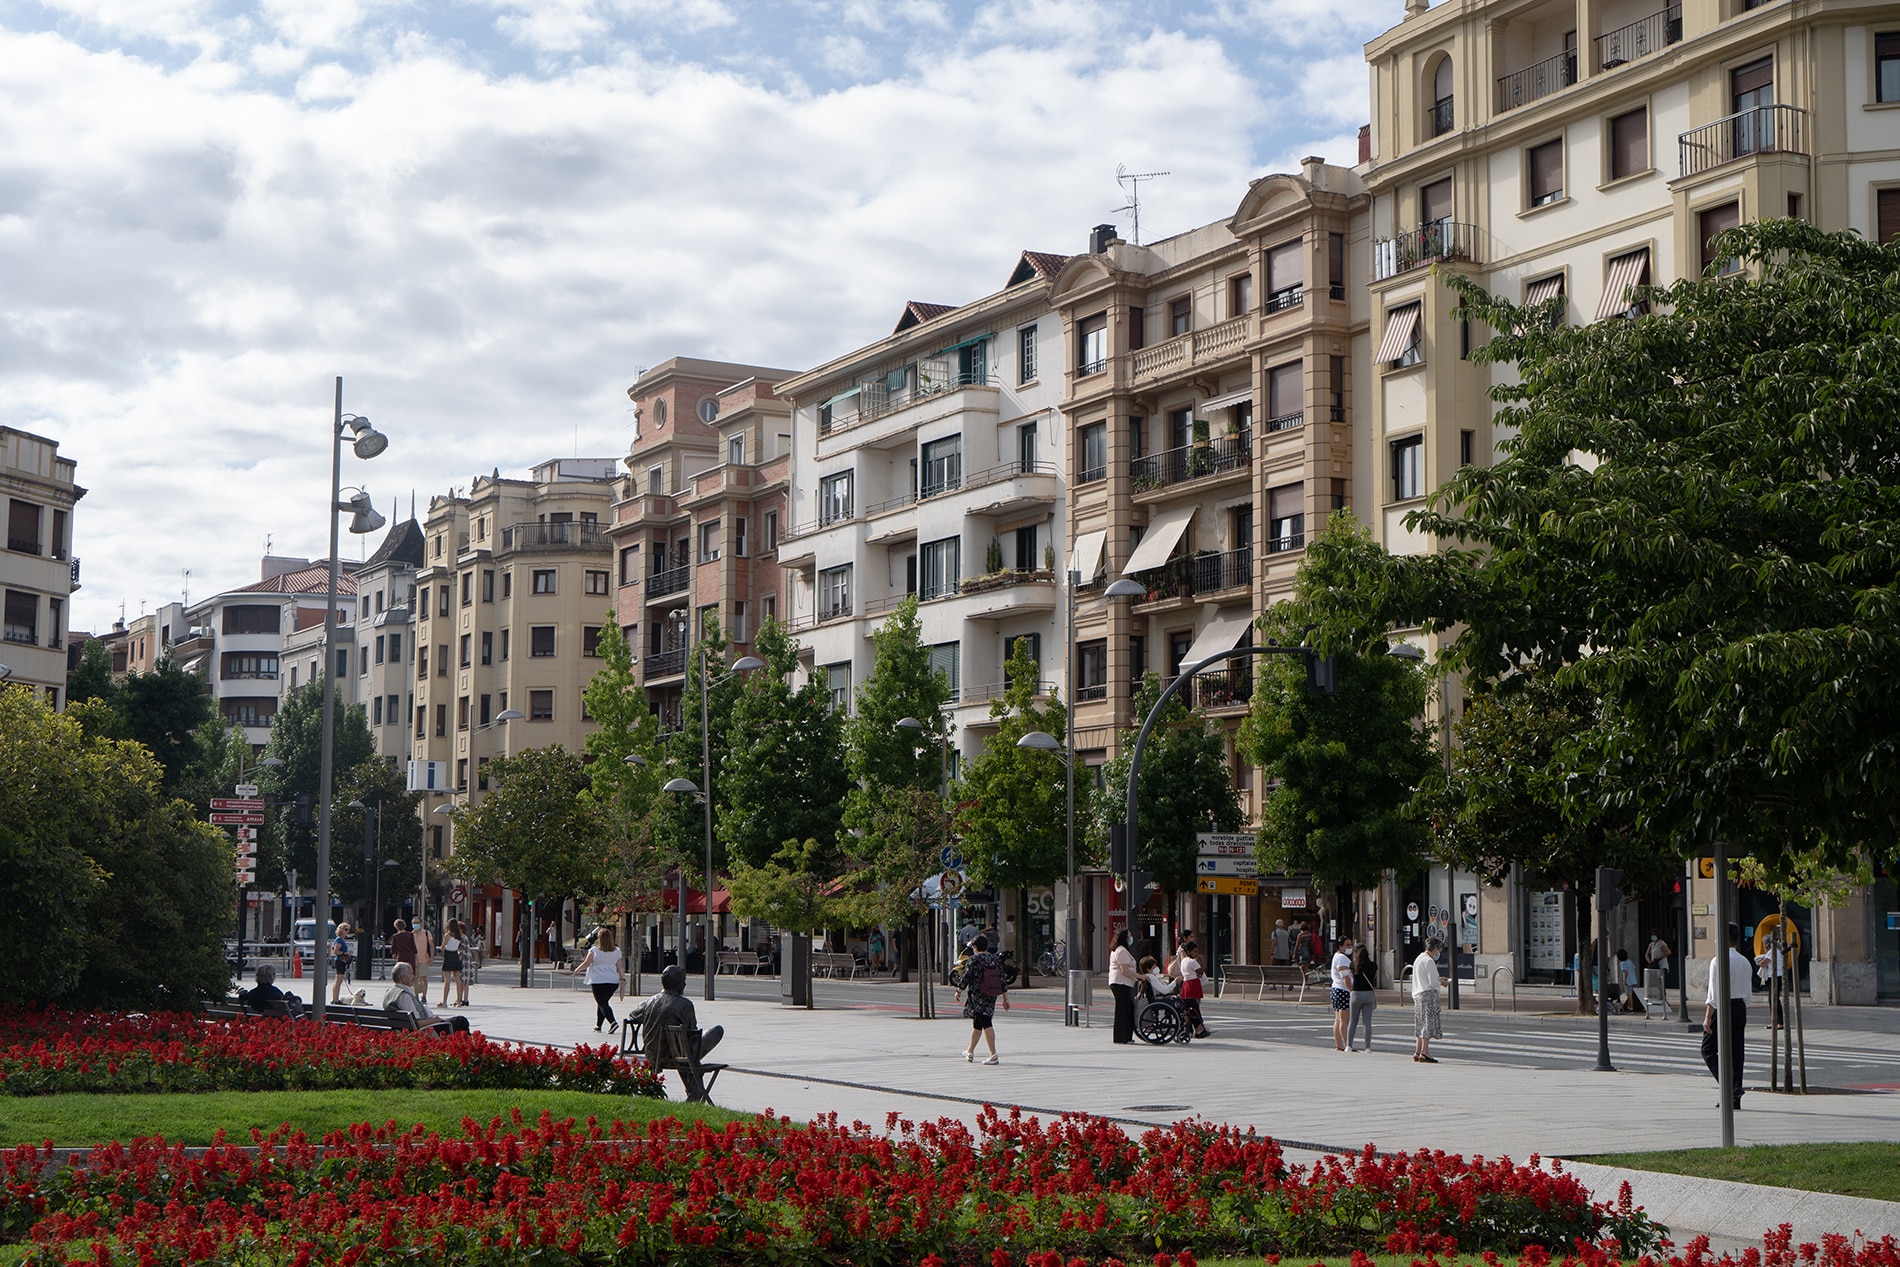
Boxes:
[624,965,727,1103]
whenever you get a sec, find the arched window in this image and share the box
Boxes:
[1430,56,1454,136]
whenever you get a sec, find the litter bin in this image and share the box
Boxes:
[779,932,811,1009]
[1065,969,1092,1027]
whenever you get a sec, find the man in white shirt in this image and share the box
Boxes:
[1271,920,1291,965]
[383,962,471,1034]
[1701,923,1752,1109]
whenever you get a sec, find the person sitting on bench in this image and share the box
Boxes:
[239,964,303,1016]
[382,962,470,1033]
[627,966,723,1062]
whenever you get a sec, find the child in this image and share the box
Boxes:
[1178,938,1211,1038]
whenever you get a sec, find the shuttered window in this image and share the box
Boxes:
[1699,201,1741,271]
[1528,139,1565,205]
[1266,242,1302,302]
[1878,188,1900,245]
[1268,362,1304,426]
[1609,108,1648,180]
[1420,177,1454,225]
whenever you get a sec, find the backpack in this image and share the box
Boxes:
[976,955,1005,998]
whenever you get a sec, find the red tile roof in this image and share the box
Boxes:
[234,564,357,596]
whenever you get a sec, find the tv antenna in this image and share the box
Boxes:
[1115,165,1170,245]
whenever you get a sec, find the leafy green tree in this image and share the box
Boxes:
[580,617,677,923]
[656,615,745,870]
[116,655,219,791]
[1240,584,1437,892]
[720,619,849,868]
[259,677,375,886]
[1298,221,1900,875]
[0,685,232,1008]
[957,642,1076,892]
[66,637,119,711]
[727,837,862,934]
[329,758,425,918]
[1086,674,1243,904]
[449,745,606,915]
[843,596,952,829]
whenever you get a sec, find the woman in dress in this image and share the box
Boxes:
[958,934,1010,1064]
[1108,929,1138,1045]
[1412,935,1446,1062]
[1347,943,1378,1051]
[574,924,624,1033]
[1177,937,1210,1039]
[438,919,466,1008]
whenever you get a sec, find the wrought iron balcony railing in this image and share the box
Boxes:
[1496,49,1577,112]
[1595,5,1680,69]
[1679,104,1808,179]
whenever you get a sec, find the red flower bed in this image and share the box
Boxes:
[0,1007,663,1099]
[0,1106,1679,1265]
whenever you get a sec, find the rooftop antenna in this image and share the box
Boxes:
[264,533,273,556]
[182,569,191,608]
[1115,164,1171,245]
[409,491,416,521]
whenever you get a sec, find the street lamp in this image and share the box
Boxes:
[314,382,388,1024]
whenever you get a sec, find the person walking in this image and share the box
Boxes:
[1703,923,1753,1108]
[575,925,625,1033]
[439,919,466,1008]
[1177,938,1210,1039]
[413,920,435,997]
[1412,935,1445,1062]
[1271,919,1291,965]
[390,919,416,981]
[328,922,355,1003]
[1330,936,1356,1051]
[1754,938,1787,1029]
[1347,943,1378,1051]
[1108,929,1138,1045]
[957,934,1010,1063]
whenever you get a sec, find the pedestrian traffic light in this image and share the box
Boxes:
[1596,866,1624,910]
[1305,651,1338,696]
[296,795,312,824]
[1111,823,1157,906]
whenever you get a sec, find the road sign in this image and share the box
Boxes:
[939,846,963,870]
[1696,857,1715,878]
[233,783,259,797]
[1196,832,1254,857]
[1197,876,1258,896]
[236,869,256,884]
[230,827,258,842]
[210,798,265,811]
[939,871,964,898]
[1194,855,1258,877]
[210,812,264,826]
[449,885,467,904]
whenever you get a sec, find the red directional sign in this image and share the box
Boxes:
[211,812,264,825]
[211,798,265,811]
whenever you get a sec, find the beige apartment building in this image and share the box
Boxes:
[1,427,83,706]
[609,358,798,730]
[185,559,358,747]
[1050,167,1371,970]
[1359,0,1900,997]
[413,458,619,953]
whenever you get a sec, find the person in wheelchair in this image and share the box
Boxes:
[1137,955,1177,1002]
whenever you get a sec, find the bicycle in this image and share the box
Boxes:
[1035,942,1068,978]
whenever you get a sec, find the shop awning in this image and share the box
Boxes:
[1179,608,1256,674]
[1122,504,1197,575]
[654,887,731,915]
[1595,249,1650,320]
[1374,303,1421,364]
[1196,387,1254,414]
[1068,528,1106,581]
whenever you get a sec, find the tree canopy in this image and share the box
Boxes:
[259,676,376,889]
[449,745,605,907]
[720,619,850,868]
[956,642,1077,892]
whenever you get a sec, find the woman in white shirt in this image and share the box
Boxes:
[1177,938,1210,1039]
[1330,936,1356,1051]
[575,925,625,1034]
[1108,930,1139,1045]
[1412,936,1445,1062]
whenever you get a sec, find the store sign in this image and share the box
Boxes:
[1281,890,1308,909]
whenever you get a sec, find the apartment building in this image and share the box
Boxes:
[1359,0,1900,997]
[183,558,358,747]
[1,427,84,707]
[1049,167,1371,969]
[110,602,190,677]
[413,458,618,951]
[609,357,798,729]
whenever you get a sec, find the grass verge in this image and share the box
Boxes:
[1576,1141,1900,1203]
[0,1089,743,1148]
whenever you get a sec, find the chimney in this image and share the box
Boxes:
[1300,155,1326,185]
[1089,223,1119,254]
[1358,124,1373,164]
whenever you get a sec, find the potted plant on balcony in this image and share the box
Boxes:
[1189,417,1214,479]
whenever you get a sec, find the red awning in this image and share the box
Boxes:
[655,887,731,915]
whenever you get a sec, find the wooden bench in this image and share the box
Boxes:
[618,1019,729,1104]
[811,951,860,979]
[205,996,435,1032]
[1218,964,1311,1003]
[716,950,771,976]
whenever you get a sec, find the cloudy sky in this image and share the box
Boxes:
[0,0,1392,632]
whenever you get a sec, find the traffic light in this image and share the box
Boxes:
[1111,823,1156,906]
[296,795,312,825]
[1596,866,1624,910]
[1305,651,1338,696]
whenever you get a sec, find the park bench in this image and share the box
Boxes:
[206,996,434,1032]
[716,950,771,976]
[811,951,860,979]
[1217,964,1310,1003]
[618,1018,728,1104]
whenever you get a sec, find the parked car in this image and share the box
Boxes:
[292,920,337,964]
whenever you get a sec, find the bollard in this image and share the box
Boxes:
[1066,970,1092,1027]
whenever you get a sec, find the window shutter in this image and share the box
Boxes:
[1269,363,1303,419]
[1732,57,1774,98]
[1878,188,1900,245]
[1269,484,1304,521]
[1529,140,1564,202]
[1267,243,1302,294]
[1420,178,1454,224]
[1700,202,1741,266]
[1611,109,1648,178]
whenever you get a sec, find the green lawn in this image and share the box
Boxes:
[0,1088,743,1148]
[1576,1141,1900,1203]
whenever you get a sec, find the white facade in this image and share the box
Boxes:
[1,428,83,706]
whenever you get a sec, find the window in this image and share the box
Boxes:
[1523,273,1565,324]
[454,758,468,792]
[1168,408,1191,451]
[1527,139,1564,206]
[457,696,469,730]
[479,693,492,727]
[733,517,748,558]
[222,604,280,635]
[692,521,719,564]
[530,626,555,657]
[482,570,495,602]
[584,569,609,596]
[435,703,447,737]
[418,585,431,620]
[220,651,279,679]
[497,690,508,715]
[1265,242,1302,311]
[1128,305,1146,350]
[928,642,960,698]
[375,635,385,665]
[957,336,988,384]
[1328,233,1346,300]
[1268,484,1305,552]
[1375,302,1423,368]
[418,644,429,679]
[500,628,511,661]
[1609,108,1649,180]
[728,434,745,466]
[436,644,447,677]
[1880,188,1900,245]
[764,511,779,552]
[1129,634,1146,683]
[459,634,471,668]
[1699,201,1741,273]
[583,626,602,657]
[1732,58,1774,157]
[391,693,401,723]
[820,471,854,525]
[438,586,450,617]
[220,697,279,729]
[698,604,718,640]
[373,696,383,726]
[1233,503,1254,556]
[1077,313,1108,373]
[1076,638,1108,700]
[1268,362,1304,430]
[6,499,40,554]
[1390,435,1424,501]
[1597,248,1652,319]
[1078,423,1107,483]
[1431,56,1454,136]
[920,536,961,600]
[531,568,556,594]
[921,435,962,497]
[1230,272,1253,316]
[529,690,554,721]
[647,466,663,495]
[461,572,473,606]
[1018,422,1038,473]
[823,661,852,713]
[1002,633,1041,679]
[1164,297,1189,337]
[501,571,513,599]
[761,595,774,625]
[1420,177,1454,229]
[388,633,401,663]
[618,546,639,586]
[1329,355,1346,421]
[1879,32,1900,102]
[1461,430,1476,467]
[1018,324,1038,382]
[819,566,852,619]
[433,535,443,559]
[1128,416,1145,459]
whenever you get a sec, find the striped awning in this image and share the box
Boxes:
[1181,608,1256,674]
[1524,275,1564,306]
[1374,303,1421,363]
[1197,387,1254,413]
[1595,249,1651,320]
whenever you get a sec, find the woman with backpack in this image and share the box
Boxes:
[958,934,1010,1064]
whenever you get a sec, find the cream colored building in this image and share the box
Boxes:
[1,427,83,706]
[1359,0,1900,998]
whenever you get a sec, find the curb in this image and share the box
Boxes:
[1560,1159,1900,1247]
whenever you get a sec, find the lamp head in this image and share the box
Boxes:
[495,708,524,722]
[343,415,388,459]
[1016,731,1063,753]
[347,800,366,809]
[662,777,700,795]
[432,805,454,816]
[260,757,285,768]
[623,753,647,767]
[730,656,766,673]
[1386,643,1426,662]
[1104,579,1147,599]
[895,716,924,731]
[341,489,387,535]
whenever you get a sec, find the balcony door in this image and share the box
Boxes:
[1420,177,1454,235]
[1732,58,1774,156]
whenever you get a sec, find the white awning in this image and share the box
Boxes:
[1068,529,1106,580]
[1374,303,1421,363]
[1122,504,1196,575]
[1197,387,1254,413]
[1594,249,1650,320]
[1181,608,1256,674]
[1524,275,1564,306]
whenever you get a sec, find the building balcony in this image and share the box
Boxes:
[1133,547,1253,606]
[1131,435,1251,495]
[780,509,854,544]
[1430,96,1454,136]
[1595,5,1680,69]
[819,370,999,438]
[962,677,1055,707]
[1266,531,1307,556]
[645,647,688,679]
[955,570,1058,620]
[645,565,690,600]
[1263,285,1303,315]
[499,521,609,553]
[1678,105,1808,179]
[1075,682,1108,703]
[1372,221,1483,282]
[1126,315,1250,382]
[1496,49,1577,113]
[1193,665,1254,713]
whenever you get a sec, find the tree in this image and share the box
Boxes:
[655,615,744,870]
[329,758,425,915]
[1240,572,1437,893]
[449,745,606,915]
[259,677,375,889]
[720,619,849,868]
[580,617,678,925]
[1086,673,1243,909]
[726,837,863,934]
[115,655,220,791]
[1297,222,1900,876]
[956,642,1077,893]
[65,636,118,711]
[0,684,232,1009]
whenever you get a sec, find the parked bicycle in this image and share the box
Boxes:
[1035,942,1068,978]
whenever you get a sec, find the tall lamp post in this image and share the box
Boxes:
[664,650,764,1001]
[314,378,388,1023]
[350,797,380,980]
